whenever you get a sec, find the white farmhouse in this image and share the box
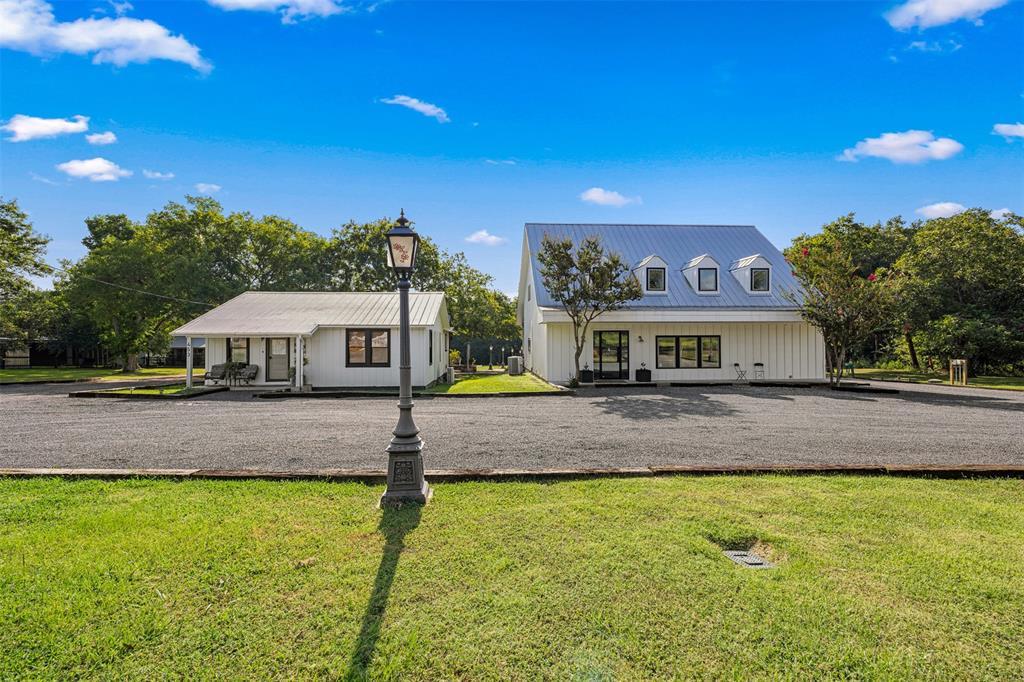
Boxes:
[517,223,826,384]
[173,291,450,390]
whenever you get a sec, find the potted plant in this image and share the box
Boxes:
[579,363,594,384]
[636,362,651,383]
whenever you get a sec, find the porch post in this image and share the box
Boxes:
[185,336,193,389]
[295,335,304,390]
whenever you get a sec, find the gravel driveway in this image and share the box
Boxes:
[1,381,1022,471]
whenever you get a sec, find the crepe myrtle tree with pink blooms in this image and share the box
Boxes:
[783,240,895,386]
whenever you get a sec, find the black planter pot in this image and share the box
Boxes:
[635,368,652,383]
[579,369,595,383]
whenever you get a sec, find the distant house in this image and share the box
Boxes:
[172,291,450,389]
[517,223,826,384]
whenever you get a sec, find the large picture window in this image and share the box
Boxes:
[698,268,718,292]
[346,329,391,367]
[750,268,770,292]
[227,337,249,364]
[655,335,722,369]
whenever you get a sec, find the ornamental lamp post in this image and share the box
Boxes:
[489,344,494,370]
[381,209,431,507]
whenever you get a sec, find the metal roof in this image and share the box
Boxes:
[172,291,448,337]
[525,223,803,309]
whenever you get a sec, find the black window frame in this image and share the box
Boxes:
[698,268,718,292]
[654,335,722,369]
[428,329,433,366]
[750,267,771,292]
[226,337,249,364]
[345,328,391,368]
[646,267,666,292]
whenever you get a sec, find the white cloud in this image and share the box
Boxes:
[465,230,507,246]
[29,171,58,185]
[579,187,641,207]
[85,130,117,145]
[381,95,450,123]
[0,0,211,72]
[485,159,516,166]
[885,0,1008,29]
[906,39,961,52]
[195,182,221,194]
[992,122,1024,140]
[56,157,131,181]
[838,130,963,164]
[206,0,347,23]
[1,113,88,141]
[916,202,966,218]
[142,169,174,179]
[990,208,1012,219]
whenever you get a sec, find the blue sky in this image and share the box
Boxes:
[2,0,1022,294]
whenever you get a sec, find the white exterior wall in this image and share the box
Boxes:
[521,260,548,378]
[541,320,825,383]
[204,321,447,389]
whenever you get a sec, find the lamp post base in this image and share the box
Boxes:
[380,443,431,508]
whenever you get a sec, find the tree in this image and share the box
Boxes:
[326,217,518,343]
[788,213,917,366]
[1,198,52,352]
[784,237,894,386]
[536,234,642,383]
[895,209,1024,374]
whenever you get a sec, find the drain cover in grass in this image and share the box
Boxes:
[723,550,774,569]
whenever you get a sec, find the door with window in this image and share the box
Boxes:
[593,330,629,380]
[266,338,290,382]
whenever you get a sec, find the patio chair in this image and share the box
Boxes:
[733,363,747,380]
[236,364,259,385]
[753,362,766,380]
[206,363,229,385]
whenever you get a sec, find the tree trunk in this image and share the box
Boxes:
[123,353,139,372]
[573,344,583,382]
[905,331,919,369]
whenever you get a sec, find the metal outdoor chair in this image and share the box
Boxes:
[753,362,766,380]
[733,363,747,380]
[206,363,228,385]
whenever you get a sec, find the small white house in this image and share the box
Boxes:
[518,223,826,384]
[172,291,450,390]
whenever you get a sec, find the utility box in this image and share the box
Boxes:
[507,356,523,375]
[446,366,456,384]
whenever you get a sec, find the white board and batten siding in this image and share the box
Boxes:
[175,291,450,389]
[542,321,825,383]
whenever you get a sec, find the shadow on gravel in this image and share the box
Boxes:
[594,392,739,420]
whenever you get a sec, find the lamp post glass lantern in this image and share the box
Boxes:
[381,210,431,507]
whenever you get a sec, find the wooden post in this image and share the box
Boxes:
[185,336,193,389]
[295,335,304,390]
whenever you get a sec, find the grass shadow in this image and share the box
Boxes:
[347,503,422,680]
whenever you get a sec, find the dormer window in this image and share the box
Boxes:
[646,267,666,292]
[751,268,770,292]
[698,268,718,292]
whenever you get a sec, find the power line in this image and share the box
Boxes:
[48,263,217,308]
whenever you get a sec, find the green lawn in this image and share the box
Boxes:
[853,367,1024,391]
[1,476,1021,679]
[425,372,557,394]
[0,367,203,384]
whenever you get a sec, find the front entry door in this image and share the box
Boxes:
[593,331,629,380]
[266,338,290,382]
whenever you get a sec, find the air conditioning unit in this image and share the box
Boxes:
[507,356,523,375]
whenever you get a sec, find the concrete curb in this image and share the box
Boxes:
[69,385,228,400]
[256,388,573,399]
[2,464,1022,482]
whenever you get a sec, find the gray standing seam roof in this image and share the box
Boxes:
[525,223,803,309]
[172,291,446,336]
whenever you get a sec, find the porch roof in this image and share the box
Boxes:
[172,291,448,337]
